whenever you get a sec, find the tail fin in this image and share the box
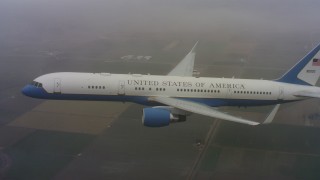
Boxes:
[277,43,320,86]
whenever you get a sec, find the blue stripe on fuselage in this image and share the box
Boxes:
[21,85,293,107]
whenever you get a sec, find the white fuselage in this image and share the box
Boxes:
[29,72,320,107]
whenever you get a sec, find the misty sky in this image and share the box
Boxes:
[0,0,319,52]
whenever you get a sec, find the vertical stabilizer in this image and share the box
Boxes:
[277,43,320,86]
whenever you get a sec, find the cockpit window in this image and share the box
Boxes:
[30,81,43,88]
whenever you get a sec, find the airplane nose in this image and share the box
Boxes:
[22,85,29,96]
[21,85,34,97]
[21,84,47,99]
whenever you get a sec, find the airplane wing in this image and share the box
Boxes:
[167,42,198,77]
[149,97,280,125]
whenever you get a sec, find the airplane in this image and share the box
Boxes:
[22,42,320,127]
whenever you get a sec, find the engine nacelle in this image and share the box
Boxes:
[142,108,186,127]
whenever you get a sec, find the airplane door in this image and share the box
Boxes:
[118,81,125,95]
[278,86,284,100]
[54,78,61,94]
[226,89,233,98]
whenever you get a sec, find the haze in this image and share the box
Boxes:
[1,0,319,47]
[1,0,320,179]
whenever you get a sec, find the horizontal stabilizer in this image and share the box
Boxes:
[294,91,320,98]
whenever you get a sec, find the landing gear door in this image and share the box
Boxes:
[118,81,125,95]
[54,78,61,94]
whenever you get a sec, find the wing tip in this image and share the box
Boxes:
[250,122,260,126]
[190,41,199,54]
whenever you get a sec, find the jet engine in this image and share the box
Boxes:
[142,108,186,127]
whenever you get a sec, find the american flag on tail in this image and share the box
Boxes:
[312,58,320,66]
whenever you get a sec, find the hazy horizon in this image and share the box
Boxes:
[1,0,319,47]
